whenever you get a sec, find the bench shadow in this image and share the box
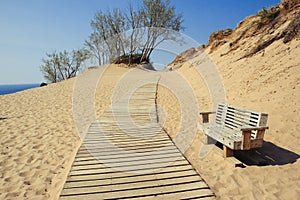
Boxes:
[234,141,300,166]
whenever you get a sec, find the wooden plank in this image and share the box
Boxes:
[83,135,169,143]
[70,158,186,176]
[73,151,180,164]
[61,175,204,196]
[78,145,176,157]
[84,136,164,142]
[79,144,176,153]
[256,130,265,139]
[76,146,179,158]
[73,151,181,164]
[60,181,212,200]
[64,167,197,188]
[199,112,215,123]
[205,135,216,144]
[250,139,264,149]
[71,157,187,172]
[240,126,269,132]
[121,188,215,200]
[259,113,268,126]
[82,140,172,150]
[79,143,176,153]
[223,145,234,157]
[82,137,170,145]
[66,164,194,182]
[242,130,251,150]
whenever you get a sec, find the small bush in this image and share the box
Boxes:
[283,13,300,43]
[112,53,150,65]
[257,6,280,20]
[221,28,233,36]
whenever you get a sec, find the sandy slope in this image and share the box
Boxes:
[0,65,130,200]
[0,78,80,199]
[157,1,300,198]
[157,30,300,200]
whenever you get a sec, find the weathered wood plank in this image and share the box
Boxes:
[60,181,212,200]
[64,167,196,188]
[66,164,194,182]
[61,175,205,196]
[73,151,181,164]
[223,145,234,157]
[242,131,251,150]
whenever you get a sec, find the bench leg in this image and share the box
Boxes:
[223,145,234,157]
[242,131,251,150]
[202,114,209,123]
[205,135,216,144]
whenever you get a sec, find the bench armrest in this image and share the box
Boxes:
[241,126,268,150]
[240,126,269,131]
[199,111,216,115]
[199,112,216,123]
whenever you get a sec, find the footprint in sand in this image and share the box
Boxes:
[32,143,44,149]
[35,187,48,196]
[3,181,22,192]
[19,170,34,177]
[5,191,22,199]
[24,180,31,185]
[27,155,36,163]
[13,156,27,163]
[45,177,52,184]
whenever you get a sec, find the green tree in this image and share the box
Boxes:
[85,0,183,65]
[85,32,109,65]
[139,0,184,61]
[40,49,89,83]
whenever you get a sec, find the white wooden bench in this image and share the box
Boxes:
[198,103,268,157]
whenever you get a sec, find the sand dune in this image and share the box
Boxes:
[157,1,300,198]
[0,65,131,199]
[1,1,299,199]
[0,78,80,199]
[160,38,300,199]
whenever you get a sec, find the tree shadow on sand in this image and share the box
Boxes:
[234,141,300,166]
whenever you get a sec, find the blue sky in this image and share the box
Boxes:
[0,0,280,84]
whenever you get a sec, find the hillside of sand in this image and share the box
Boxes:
[0,65,132,199]
[158,0,300,199]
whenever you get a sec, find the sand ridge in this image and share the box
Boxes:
[156,36,300,199]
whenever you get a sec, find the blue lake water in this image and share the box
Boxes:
[0,84,40,95]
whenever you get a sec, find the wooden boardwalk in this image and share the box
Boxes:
[60,75,215,199]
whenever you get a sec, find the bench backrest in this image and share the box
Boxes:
[215,104,268,132]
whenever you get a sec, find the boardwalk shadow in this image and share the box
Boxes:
[234,141,300,166]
